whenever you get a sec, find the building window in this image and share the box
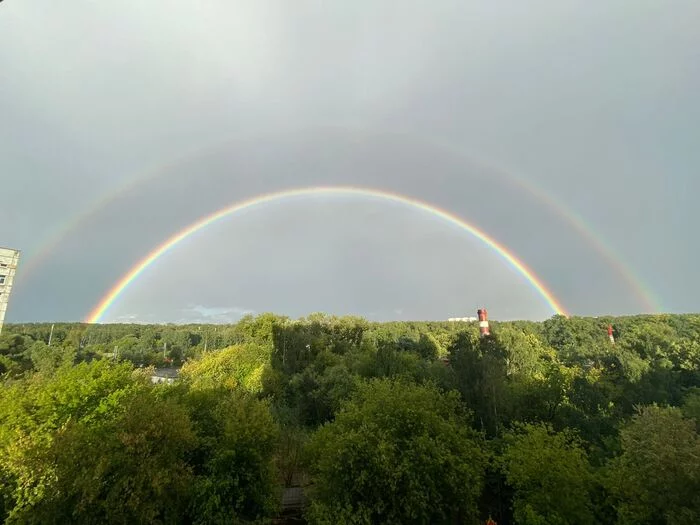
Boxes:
[0,275,5,285]
[0,263,7,268]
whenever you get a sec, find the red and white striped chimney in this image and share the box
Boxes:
[477,308,490,337]
[607,324,615,344]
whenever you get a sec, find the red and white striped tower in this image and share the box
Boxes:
[607,324,615,345]
[477,308,490,337]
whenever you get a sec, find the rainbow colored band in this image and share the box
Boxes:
[86,186,568,323]
[19,126,659,313]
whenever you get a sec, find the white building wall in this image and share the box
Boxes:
[0,247,20,335]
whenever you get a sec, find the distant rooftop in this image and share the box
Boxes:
[150,367,180,384]
[152,367,180,378]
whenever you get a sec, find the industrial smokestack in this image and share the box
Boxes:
[607,324,615,344]
[477,308,490,337]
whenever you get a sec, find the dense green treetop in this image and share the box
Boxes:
[1,312,700,524]
[304,378,486,524]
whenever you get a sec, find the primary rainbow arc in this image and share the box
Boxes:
[86,185,569,323]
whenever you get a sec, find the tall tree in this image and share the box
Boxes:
[605,405,700,524]
[500,423,596,525]
[184,389,280,524]
[305,378,486,524]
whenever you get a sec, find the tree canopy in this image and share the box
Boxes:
[1,312,699,523]
[305,378,486,524]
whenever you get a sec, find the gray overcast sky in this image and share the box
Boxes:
[1,1,698,323]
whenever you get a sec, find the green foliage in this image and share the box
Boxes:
[179,343,271,393]
[285,351,359,426]
[605,405,700,524]
[0,333,30,376]
[450,332,509,435]
[29,341,75,375]
[0,357,280,524]
[304,378,486,524]
[682,387,700,429]
[500,423,596,525]
[276,425,309,487]
[2,313,700,523]
[21,391,196,524]
[184,389,280,524]
[0,334,29,361]
[0,360,147,522]
[0,354,23,377]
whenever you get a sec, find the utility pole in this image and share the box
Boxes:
[48,324,55,346]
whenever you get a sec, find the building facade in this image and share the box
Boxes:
[0,247,20,335]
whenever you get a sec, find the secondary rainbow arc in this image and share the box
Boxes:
[20,126,660,313]
[85,185,569,323]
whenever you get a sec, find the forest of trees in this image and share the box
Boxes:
[1,312,700,524]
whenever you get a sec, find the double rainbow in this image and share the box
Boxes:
[20,126,660,314]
